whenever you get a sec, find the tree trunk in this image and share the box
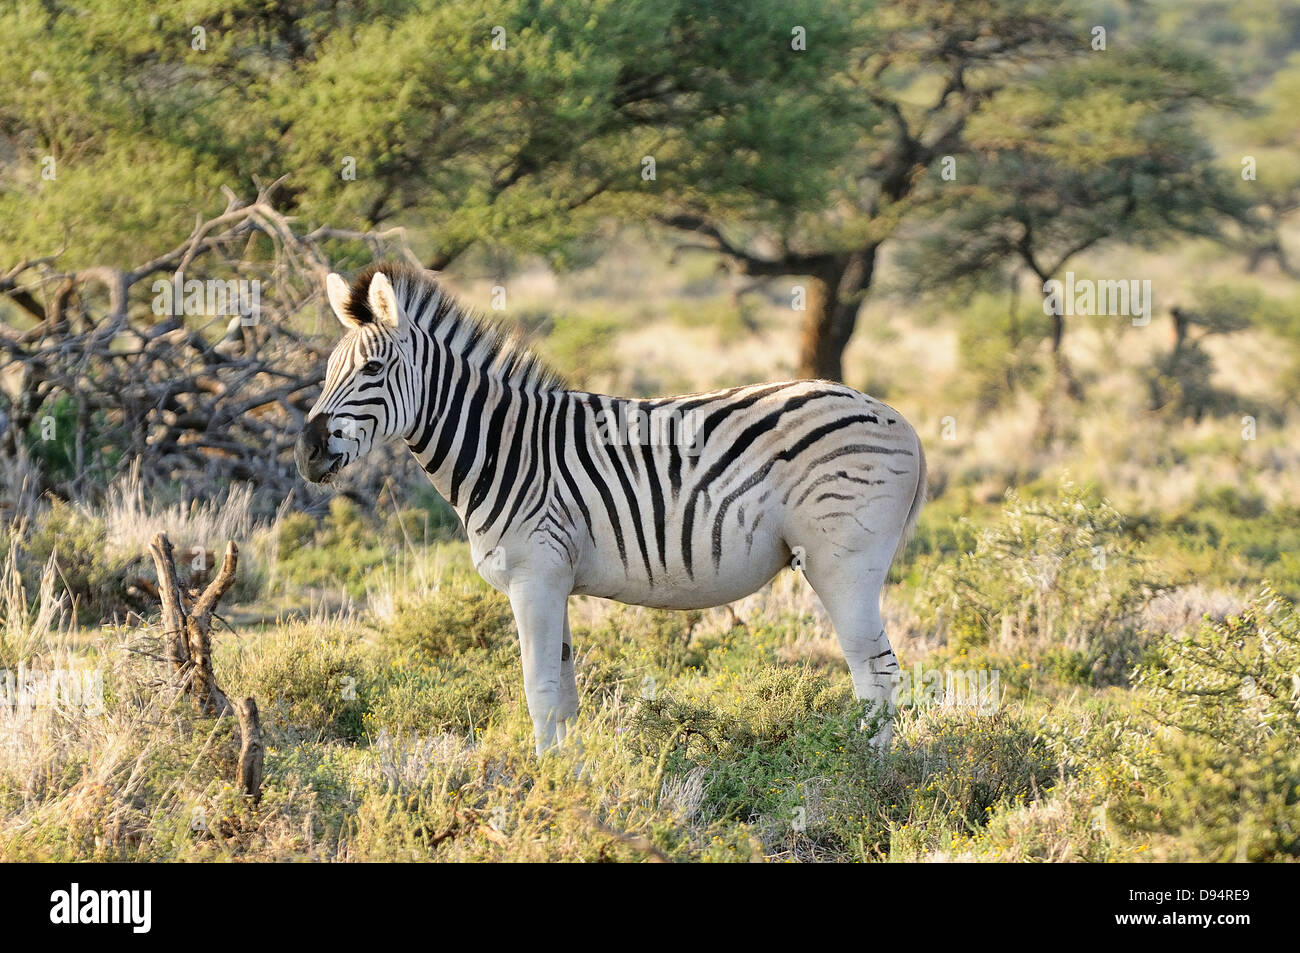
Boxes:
[147,532,237,716]
[1169,306,1190,357]
[1048,311,1083,401]
[147,532,264,803]
[796,247,878,381]
[1034,310,1085,445]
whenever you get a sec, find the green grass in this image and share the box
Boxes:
[3,500,1294,860]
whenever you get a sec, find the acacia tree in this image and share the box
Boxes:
[902,41,1245,400]
[0,0,668,287]
[616,0,1086,380]
[1235,54,1300,276]
[0,0,1255,389]
[0,0,852,311]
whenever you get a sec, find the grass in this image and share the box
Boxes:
[1,483,1294,862]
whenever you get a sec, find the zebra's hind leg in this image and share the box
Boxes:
[803,555,900,752]
[507,580,570,755]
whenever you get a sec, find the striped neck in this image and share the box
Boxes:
[338,262,568,533]
[405,328,568,536]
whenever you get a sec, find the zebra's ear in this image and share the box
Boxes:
[326,273,362,331]
[368,271,405,329]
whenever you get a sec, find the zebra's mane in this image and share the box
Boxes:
[341,262,566,393]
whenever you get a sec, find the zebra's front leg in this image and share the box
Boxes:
[555,613,579,746]
[507,579,571,755]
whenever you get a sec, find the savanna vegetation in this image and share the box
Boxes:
[1,0,1298,862]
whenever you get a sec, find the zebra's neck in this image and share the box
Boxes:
[404,332,568,540]
[360,267,566,539]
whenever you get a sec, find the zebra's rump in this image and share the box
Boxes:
[558,379,923,607]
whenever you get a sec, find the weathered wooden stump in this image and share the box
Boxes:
[147,531,263,803]
[235,697,264,800]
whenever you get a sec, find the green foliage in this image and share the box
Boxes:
[537,312,621,389]
[273,498,400,597]
[1049,587,1300,861]
[320,498,367,549]
[18,502,132,623]
[228,624,371,743]
[0,0,867,275]
[953,295,1049,410]
[380,587,517,662]
[1148,488,1300,597]
[636,670,1056,860]
[22,394,124,487]
[906,34,1247,334]
[918,479,1166,670]
[579,606,709,681]
[364,645,518,736]
[276,512,317,553]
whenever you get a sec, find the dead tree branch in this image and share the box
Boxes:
[0,183,419,504]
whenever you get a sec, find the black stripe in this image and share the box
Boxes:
[680,389,834,577]
[427,355,471,473]
[792,469,884,506]
[504,393,545,530]
[553,396,596,544]
[571,399,627,569]
[697,382,803,443]
[410,345,449,455]
[667,437,684,500]
[640,437,667,569]
[587,396,653,583]
[447,369,491,506]
[783,447,883,504]
[466,386,517,528]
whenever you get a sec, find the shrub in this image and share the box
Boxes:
[638,665,1057,860]
[19,502,134,623]
[578,605,708,680]
[227,623,371,743]
[321,496,368,549]
[363,646,517,736]
[277,511,316,552]
[378,586,517,663]
[954,296,1048,411]
[1120,586,1300,861]
[917,479,1168,677]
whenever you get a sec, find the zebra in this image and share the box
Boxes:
[295,263,926,754]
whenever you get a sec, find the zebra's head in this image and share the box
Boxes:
[296,269,417,483]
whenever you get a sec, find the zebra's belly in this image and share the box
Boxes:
[570,530,790,610]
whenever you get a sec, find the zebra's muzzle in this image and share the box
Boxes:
[295,414,343,483]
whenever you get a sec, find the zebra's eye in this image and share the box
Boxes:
[361,360,384,376]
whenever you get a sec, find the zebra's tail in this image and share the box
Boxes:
[893,436,927,564]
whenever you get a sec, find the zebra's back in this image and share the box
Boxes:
[553,379,923,609]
